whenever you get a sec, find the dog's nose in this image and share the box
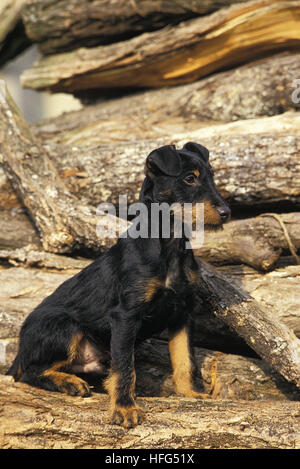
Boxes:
[216,206,231,222]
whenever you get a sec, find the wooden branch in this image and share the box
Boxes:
[2,203,300,272]
[22,0,247,55]
[0,80,126,253]
[196,260,300,389]
[193,212,300,271]
[20,0,300,93]
[33,53,300,136]
[0,210,40,250]
[44,114,300,209]
[0,375,299,448]
[0,0,30,67]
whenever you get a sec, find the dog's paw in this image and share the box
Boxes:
[111,404,145,429]
[59,374,91,397]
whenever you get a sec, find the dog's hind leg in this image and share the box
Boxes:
[16,315,91,397]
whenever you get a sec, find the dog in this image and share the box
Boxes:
[7,142,230,428]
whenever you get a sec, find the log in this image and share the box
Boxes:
[22,0,247,55]
[32,53,300,140]
[0,210,40,250]
[20,0,300,94]
[0,0,30,67]
[44,115,300,209]
[134,338,300,401]
[0,374,299,449]
[2,79,300,257]
[193,212,300,271]
[0,80,127,254]
[1,80,300,390]
[2,204,300,272]
[195,259,300,389]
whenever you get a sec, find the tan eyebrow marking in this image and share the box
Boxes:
[193,169,200,177]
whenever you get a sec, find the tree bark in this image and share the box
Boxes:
[0,0,30,67]
[195,259,300,389]
[1,205,300,271]
[193,212,300,271]
[20,0,300,94]
[22,0,248,55]
[45,117,300,209]
[0,210,40,250]
[32,53,300,135]
[0,80,126,254]
[0,375,299,449]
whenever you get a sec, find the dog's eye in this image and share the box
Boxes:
[183,174,196,185]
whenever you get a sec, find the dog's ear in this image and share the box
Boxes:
[145,145,182,178]
[182,142,209,162]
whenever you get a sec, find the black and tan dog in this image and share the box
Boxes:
[7,142,230,428]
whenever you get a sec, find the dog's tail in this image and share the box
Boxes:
[6,353,21,380]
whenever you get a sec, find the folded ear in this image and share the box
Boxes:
[145,145,182,178]
[182,142,209,162]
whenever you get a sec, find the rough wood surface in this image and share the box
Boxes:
[193,212,300,271]
[0,0,30,67]
[0,210,40,250]
[196,260,300,389]
[20,0,300,93]
[33,53,300,137]
[22,0,248,55]
[0,80,125,253]
[2,205,300,271]
[45,116,300,209]
[0,375,299,449]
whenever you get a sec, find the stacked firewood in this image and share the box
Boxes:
[0,0,300,449]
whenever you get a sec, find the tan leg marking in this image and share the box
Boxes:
[169,327,209,399]
[104,370,144,428]
[41,333,90,396]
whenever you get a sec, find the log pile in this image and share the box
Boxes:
[0,0,299,449]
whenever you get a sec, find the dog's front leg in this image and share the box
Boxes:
[104,310,144,428]
[168,323,210,399]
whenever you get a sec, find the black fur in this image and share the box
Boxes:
[7,142,230,428]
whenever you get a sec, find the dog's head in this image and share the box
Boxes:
[140,142,230,227]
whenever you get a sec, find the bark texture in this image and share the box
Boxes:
[0,80,126,253]
[0,0,30,66]
[20,0,300,93]
[196,260,300,389]
[0,375,299,449]
[46,119,300,209]
[1,205,300,271]
[193,212,300,271]
[32,53,300,134]
[22,0,248,54]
